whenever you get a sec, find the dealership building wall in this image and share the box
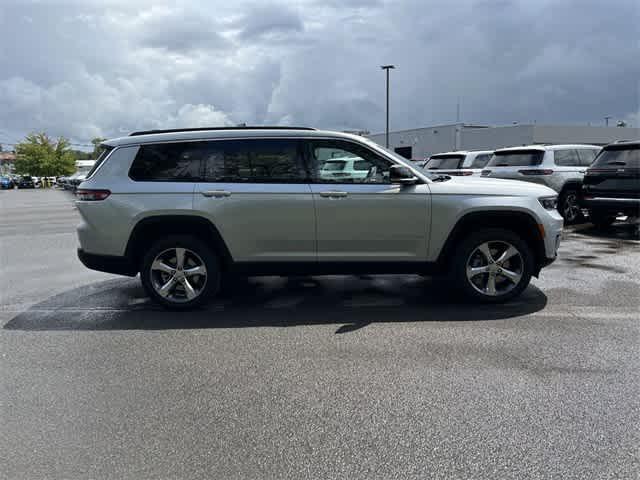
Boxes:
[366,124,640,159]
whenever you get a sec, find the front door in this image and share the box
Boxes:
[306,138,430,262]
[193,138,315,263]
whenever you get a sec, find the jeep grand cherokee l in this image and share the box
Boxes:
[482,144,601,223]
[76,127,563,309]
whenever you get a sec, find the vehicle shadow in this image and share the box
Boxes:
[568,221,640,242]
[4,275,548,334]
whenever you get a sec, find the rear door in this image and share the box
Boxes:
[305,138,430,262]
[193,138,316,263]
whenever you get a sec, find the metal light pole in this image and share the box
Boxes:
[605,116,612,127]
[381,65,395,148]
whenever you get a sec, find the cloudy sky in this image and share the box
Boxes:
[0,0,638,147]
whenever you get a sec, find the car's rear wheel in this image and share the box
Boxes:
[559,188,583,224]
[452,228,534,303]
[141,235,220,310]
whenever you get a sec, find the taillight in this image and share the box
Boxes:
[75,189,111,201]
[518,169,554,175]
[460,170,473,176]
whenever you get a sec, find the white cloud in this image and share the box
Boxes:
[0,0,638,147]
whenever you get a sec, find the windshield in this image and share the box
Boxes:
[592,146,640,168]
[425,156,464,170]
[488,150,544,167]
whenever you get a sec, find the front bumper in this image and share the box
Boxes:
[77,248,137,277]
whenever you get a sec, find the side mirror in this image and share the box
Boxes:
[389,165,418,185]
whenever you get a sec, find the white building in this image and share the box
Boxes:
[366,123,640,159]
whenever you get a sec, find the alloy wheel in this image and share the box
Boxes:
[465,241,524,297]
[563,192,581,222]
[149,247,208,303]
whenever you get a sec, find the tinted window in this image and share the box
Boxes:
[425,156,464,170]
[130,142,203,181]
[309,140,393,184]
[203,139,305,183]
[592,146,640,168]
[470,154,492,169]
[489,151,544,167]
[553,149,580,167]
[578,149,598,166]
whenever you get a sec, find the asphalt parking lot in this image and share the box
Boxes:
[1,188,639,479]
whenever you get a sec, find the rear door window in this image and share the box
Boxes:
[425,155,464,170]
[202,138,306,183]
[578,149,598,166]
[553,149,580,167]
[470,154,492,169]
[489,150,544,167]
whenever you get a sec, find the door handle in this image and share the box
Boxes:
[201,190,231,198]
[319,191,348,198]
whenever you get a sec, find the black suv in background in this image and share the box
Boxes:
[582,141,640,228]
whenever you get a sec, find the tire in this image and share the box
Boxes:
[558,188,583,224]
[140,235,220,310]
[588,210,616,229]
[451,228,534,304]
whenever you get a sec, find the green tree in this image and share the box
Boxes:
[14,133,76,177]
[91,137,106,159]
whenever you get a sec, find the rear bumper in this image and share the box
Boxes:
[77,248,137,277]
[583,197,640,216]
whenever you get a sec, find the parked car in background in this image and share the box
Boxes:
[421,150,494,176]
[582,140,640,228]
[76,127,562,309]
[319,156,372,182]
[0,176,14,189]
[481,144,601,223]
[17,176,36,189]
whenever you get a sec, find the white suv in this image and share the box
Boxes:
[482,144,601,223]
[76,127,563,309]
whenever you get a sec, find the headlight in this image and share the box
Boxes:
[538,196,558,210]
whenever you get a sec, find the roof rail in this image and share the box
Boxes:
[129,126,316,136]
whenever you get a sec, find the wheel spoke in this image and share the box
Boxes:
[175,248,186,269]
[157,276,177,297]
[151,260,175,275]
[467,264,490,278]
[183,264,206,277]
[495,246,519,266]
[486,274,497,295]
[499,268,522,284]
[181,277,197,300]
[477,242,494,263]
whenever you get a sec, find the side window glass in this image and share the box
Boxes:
[310,140,393,184]
[470,154,491,169]
[129,142,202,181]
[554,149,580,167]
[578,149,597,166]
[202,139,305,183]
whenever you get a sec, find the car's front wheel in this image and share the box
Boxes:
[141,235,220,310]
[452,228,534,303]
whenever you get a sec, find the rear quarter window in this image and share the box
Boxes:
[553,149,581,167]
[129,142,203,181]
